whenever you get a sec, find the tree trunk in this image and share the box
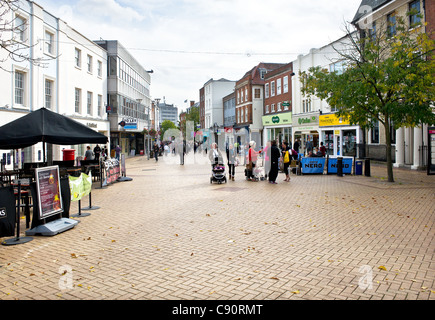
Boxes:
[384,121,394,182]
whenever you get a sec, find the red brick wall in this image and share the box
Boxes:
[426,0,435,40]
[264,64,293,115]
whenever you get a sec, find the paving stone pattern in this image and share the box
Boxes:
[0,153,434,300]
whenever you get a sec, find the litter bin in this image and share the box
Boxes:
[355,160,363,175]
[337,157,343,177]
[62,149,75,161]
[364,158,371,177]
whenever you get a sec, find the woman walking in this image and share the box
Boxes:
[281,141,291,182]
[226,143,236,181]
[268,140,280,184]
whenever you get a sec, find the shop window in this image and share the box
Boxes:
[371,120,379,143]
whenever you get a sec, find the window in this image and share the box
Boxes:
[390,120,396,144]
[241,108,244,122]
[241,89,244,103]
[245,106,248,122]
[265,83,270,98]
[265,105,269,114]
[75,88,81,113]
[109,56,117,76]
[277,79,282,95]
[409,0,421,28]
[271,104,275,112]
[87,55,93,73]
[302,99,311,113]
[371,119,379,143]
[98,95,102,117]
[237,91,240,104]
[75,48,81,68]
[44,30,54,55]
[271,81,275,96]
[45,79,53,109]
[330,61,345,75]
[97,61,102,77]
[277,102,282,112]
[387,13,396,37]
[254,88,261,99]
[15,71,25,105]
[369,21,377,41]
[245,88,248,101]
[15,15,26,42]
[259,68,267,79]
[283,76,289,93]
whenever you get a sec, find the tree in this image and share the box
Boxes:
[0,0,54,71]
[179,105,200,135]
[301,13,435,182]
[160,120,177,141]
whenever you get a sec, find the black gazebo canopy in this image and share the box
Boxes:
[0,108,108,150]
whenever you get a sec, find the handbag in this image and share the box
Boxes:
[284,151,290,163]
[246,161,252,170]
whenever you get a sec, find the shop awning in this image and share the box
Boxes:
[0,108,108,150]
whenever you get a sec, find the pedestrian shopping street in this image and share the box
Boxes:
[0,153,434,300]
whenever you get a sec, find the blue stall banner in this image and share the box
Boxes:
[327,157,353,174]
[301,157,326,174]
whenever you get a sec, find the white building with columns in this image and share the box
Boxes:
[0,0,109,168]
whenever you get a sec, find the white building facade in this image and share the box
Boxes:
[203,78,235,130]
[292,34,363,157]
[0,0,109,168]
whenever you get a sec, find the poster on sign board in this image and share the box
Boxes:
[35,166,63,220]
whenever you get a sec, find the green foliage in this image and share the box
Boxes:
[160,120,177,140]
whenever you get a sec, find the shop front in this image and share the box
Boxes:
[292,113,319,155]
[319,113,362,157]
[262,112,292,148]
[109,115,147,157]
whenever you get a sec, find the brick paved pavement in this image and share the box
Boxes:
[0,152,434,301]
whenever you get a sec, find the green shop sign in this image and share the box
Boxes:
[262,112,292,126]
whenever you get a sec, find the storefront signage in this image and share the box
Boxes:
[297,116,318,125]
[327,157,353,174]
[87,122,97,128]
[262,112,292,126]
[122,118,137,130]
[35,166,63,220]
[301,157,326,174]
[319,114,350,127]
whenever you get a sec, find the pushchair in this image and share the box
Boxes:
[210,163,227,184]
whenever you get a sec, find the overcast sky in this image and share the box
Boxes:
[35,0,363,112]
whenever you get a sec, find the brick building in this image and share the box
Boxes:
[234,62,286,148]
[262,62,294,147]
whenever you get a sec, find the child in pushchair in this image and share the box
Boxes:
[209,142,227,184]
[210,163,227,184]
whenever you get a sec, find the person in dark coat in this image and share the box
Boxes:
[268,140,280,184]
[93,144,101,160]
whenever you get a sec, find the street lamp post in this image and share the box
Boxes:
[153,98,161,160]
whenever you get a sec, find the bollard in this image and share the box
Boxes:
[364,158,371,177]
[337,157,343,177]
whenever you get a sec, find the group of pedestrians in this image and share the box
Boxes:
[262,140,298,184]
[207,140,300,185]
[84,144,108,161]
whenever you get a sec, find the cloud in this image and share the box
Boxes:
[36,0,362,110]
